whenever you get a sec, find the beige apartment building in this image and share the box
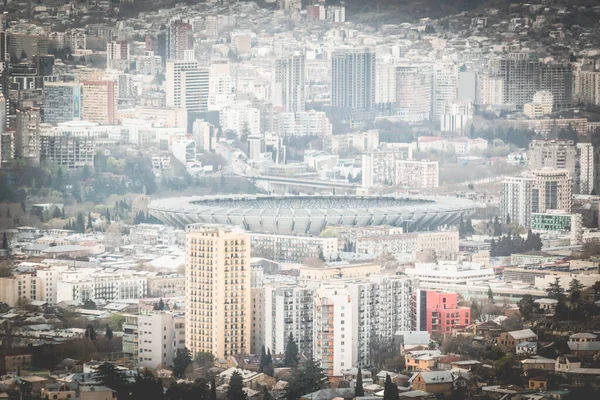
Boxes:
[185,225,251,358]
[0,274,42,307]
[82,80,118,125]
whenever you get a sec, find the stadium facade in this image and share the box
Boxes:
[148,195,476,235]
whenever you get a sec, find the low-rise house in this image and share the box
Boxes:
[521,357,555,373]
[218,368,266,391]
[405,350,442,372]
[470,321,503,338]
[299,388,354,400]
[41,383,77,400]
[436,355,461,370]
[449,360,482,371]
[567,333,600,356]
[534,298,558,315]
[528,373,548,390]
[555,355,581,373]
[498,329,538,351]
[398,390,436,399]
[2,354,32,374]
[409,371,453,394]
[79,385,117,400]
[566,368,600,387]
[516,342,538,355]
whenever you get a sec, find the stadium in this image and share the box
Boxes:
[148,195,476,235]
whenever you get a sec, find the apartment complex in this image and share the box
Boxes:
[361,149,412,187]
[405,262,496,288]
[250,233,338,263]
[412,290,471,335]
[314,275,415,376]
[56,271,147,303]
[14,108,40,165]
[329,130,379,155]
[0,273,42,307]
[396,64,433,122]
[531,211,583,245]
[42,82,82,125]
[396,160,439,189]
[264,283,317,358]
[39,121,99,170]
[531,169,572,214]
[502,169,573,227]
[528,140,577,183]
[166,58,209,112]
[185,224,251,358]
[331,47,376,111]
[272,53,305,113]
[82,80,117,125]
[501,176,535,228]
[167,20,193,61]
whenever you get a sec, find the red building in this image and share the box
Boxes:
[412,290,470,336]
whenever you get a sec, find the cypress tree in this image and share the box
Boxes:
[355,368,365,397]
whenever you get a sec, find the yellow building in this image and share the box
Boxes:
[82,80,118,125]
[185,225,251,358]
[0,274,42,307]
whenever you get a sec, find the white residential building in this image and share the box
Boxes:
[577,142,595,195]
[314,286,354,377]
[405,261,496,287]
[272,52,305,113]
[433,63,459,121]
[263,282,317,358]
[396,160,438,189]
[56,270,147,302]
[166,58,209,111]
[172,139,196,164]
[375,61,397,105]
[137,313,185,369]
[219,102,260,137]
[501,176,535,228]
[250,233,338,263]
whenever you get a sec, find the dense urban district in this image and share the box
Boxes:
[1,0,600,399]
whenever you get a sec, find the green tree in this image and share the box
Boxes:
[173,348,193,378]
[211,378,217,400]
[227,371,247,400]
[318,247,325,261]
[84,324,97,340]
[569,278,584,293]
[106,324,114,341]
[383,374,399,400]
[130,369,163,400]
[259,345,267,373]
[194,351,215,368]
[154,298,165,310]
[466,218,474,235]
[96,362,130,398]
[355,368,365,397]
[76,212,85,233]
[459,218,466,238]
[494,356,522,385]
[87,211,93,230]
[546,277,565,300]
[283,358,328,400]
[284,333,299,367]
[83,299,97,310]
[2,232,7,250]
[518,294,539,321]
[264,349,274,377]
[493,216,502,236]
[487,287,494,301]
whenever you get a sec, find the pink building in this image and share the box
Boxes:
[412,290,470,337]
